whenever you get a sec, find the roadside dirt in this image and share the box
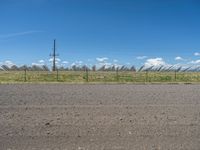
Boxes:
[0,84,200,150]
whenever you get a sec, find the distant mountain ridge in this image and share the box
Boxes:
[1,64,200,72]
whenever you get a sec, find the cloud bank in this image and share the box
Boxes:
[144,58,166,67]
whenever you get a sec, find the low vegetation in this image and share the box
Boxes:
[1,70,200,83]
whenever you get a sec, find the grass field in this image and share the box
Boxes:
[1,71,200,83]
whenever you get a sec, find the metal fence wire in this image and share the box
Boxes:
[0,70,200,83]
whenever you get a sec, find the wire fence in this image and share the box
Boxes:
[1,70,200,83]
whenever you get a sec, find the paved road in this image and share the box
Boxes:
[0,84,200,150]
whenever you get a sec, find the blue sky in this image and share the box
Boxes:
[0,0,200,68]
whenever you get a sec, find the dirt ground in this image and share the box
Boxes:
[0,84,200,150]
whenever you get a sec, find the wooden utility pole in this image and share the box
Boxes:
[50,39,59,71]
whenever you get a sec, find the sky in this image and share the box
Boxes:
[0,0,200,69]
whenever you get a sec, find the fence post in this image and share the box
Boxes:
[116,68,119,82]
[56,69,59,81]
[85,68,89,82]
[132,71,135,82]
[145,71,148,82]
[24,69,27,82]
[175,70,177,81]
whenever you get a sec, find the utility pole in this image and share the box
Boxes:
[50,39,59,71]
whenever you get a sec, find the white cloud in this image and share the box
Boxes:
[144,58,166,67]
[97,62,112,68]
[190,60,200,64]
[175,56,184,61]
[113,63,123,68]
[95,61,122,69]
[39,59,45,63]
[194,52,200,56]
[76,61,83,64]
[71,60,83,66]
[136,56,147,60]
[49,58,61,62]
[4,60,15,67]
[32,63,44,66]
[32,59,46,66]
[62,61,69,64]
[71,63,76,66]
[96,57,108,62]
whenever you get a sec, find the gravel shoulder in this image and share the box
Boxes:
[0,84,200,150]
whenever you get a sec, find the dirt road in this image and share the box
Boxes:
[0,84,200,150]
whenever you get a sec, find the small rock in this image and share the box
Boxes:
[45,122,50,126]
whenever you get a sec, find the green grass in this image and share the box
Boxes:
[1,71,200,83]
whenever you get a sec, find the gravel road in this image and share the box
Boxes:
[0,84,200,150]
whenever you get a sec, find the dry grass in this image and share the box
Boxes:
[1,71,200,83]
